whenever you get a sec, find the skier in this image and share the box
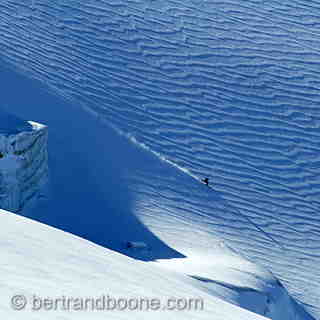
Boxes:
[202,177,209,186]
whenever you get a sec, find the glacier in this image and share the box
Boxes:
[0,0,319,319]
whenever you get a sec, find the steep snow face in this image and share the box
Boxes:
[0,120,48,212]
[0,0,319,318]
[0,72,314,320]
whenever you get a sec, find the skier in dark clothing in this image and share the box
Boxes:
[202,177,209,186]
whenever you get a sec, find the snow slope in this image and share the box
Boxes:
[0,0,320,318]
[0,67,315,319]
[0,209,309,320]
[1,209,271,320]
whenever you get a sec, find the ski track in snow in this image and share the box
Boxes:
[0,0,320,317]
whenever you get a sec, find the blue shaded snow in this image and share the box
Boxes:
[0,112,32,135]
[0,0,319,318]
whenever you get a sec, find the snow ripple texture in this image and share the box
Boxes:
[0,0,319,317]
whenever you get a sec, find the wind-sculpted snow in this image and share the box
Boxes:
[0,0,320,317]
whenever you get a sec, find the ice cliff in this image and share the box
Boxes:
[0,113,48,212]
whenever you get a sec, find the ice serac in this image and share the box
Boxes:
[0,114,48,212]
